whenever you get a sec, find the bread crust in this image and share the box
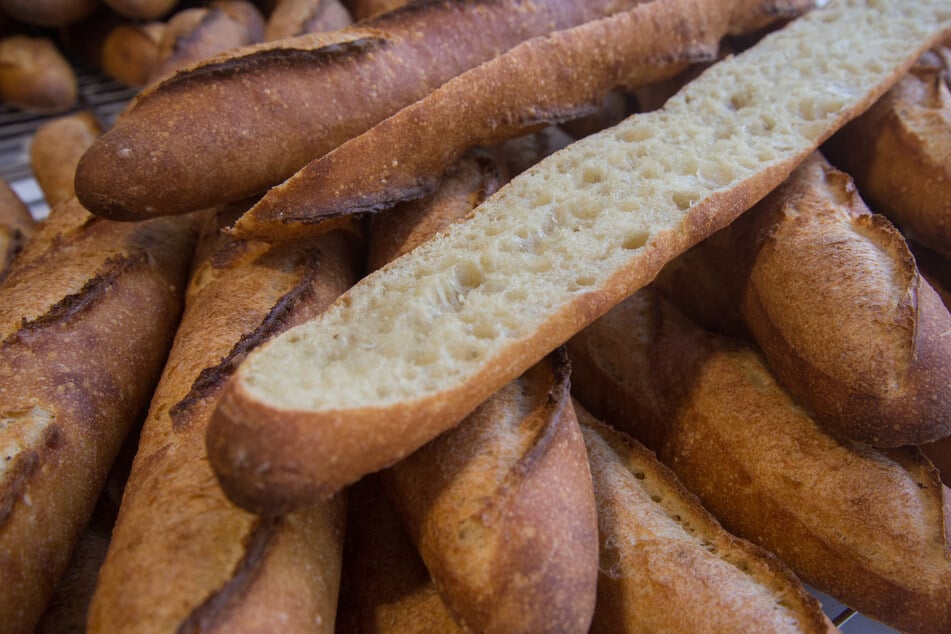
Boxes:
[567,287,951,634]
[75,0,679,220]
[265,0,353,41]
[824,50,951,258]
[579,408,834,634]
[0,180,33,282]
[30,112,103,209]
[0,198,196,634]
[384,351,599,634]
[701,153,951,446]
[0,0,98,27]
[88,209,361,633]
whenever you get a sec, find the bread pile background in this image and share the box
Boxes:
[0,0,949,632]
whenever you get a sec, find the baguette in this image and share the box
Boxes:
[336,475,462,633]
[567,287,951,633]
[233,0,775,239]
[152,1,266,83]
[206,0,951,516]
[30,112,103,208]
[88,208,360,633]
[0,197,196,634]
[824,49,951,258]
[0,36,77,113]
[698,153,951,446]
[0,179,33,282]
[578,406,834,634]
[265,0,352,41]
[383,350,599,634]
[75,0,689,220]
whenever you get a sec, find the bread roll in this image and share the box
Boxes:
[206,0,951,516]
[0,0,98,27]
[75,0,684,220]
[697,153,951,446]
[0,197,196,634]
[0,179,32,282]
[30,112,103,208]
[578,407,834,634]
[265,0,351,41]
[88,207,360,632]
[824,49,951,258]
[383,351,599,633]
[336,475,462,633]
[152,1,265,82]
[0,36,77,112]
[567,287,951,633]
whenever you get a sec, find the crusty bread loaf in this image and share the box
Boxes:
[0,0,98,27]
[152,1,266,83]
[103,0,177,20]
[697,153,951,446]
[30,112,103,208]
[207,0,951,516]
[0,179,33,282]
[75,0,683,220]
[367,152,502,272]
[88,208,361,633]
[913,241,951,309]
[567,287,951,633]
[0,36,76,113]
[336,475,463,634]
[101,21,167,87]
[578,406,834,634]
[824,49,951,258]
[234,0,782,240]
[383,351,599,634]
[0,197,196,634]
[265,0,352,41]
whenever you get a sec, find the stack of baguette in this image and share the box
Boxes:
[1,0,951,632]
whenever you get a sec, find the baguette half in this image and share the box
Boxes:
[207,0,951,515]
[567,287,951,634]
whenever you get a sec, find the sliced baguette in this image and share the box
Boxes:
[567,287,951,634]
[207,0,951,515]
[700,153,951,446]
[88,209,361,633]
[824,49,951,258]
[578,406,834,634]
[383,350,599,634]
[75,0,662,220]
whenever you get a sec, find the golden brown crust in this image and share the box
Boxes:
[0,180,33,282]
[30,112,103,209]
[99,21,166,87]
[0,197,197,634]
[383,351,598,634]
[336,475,462,634]
[75,0,674,220]
[824,50,951,258]
[265,0,353,41]
[701,153,951,446]
[88,210,360,633]
[579,408,834,634]
[235,0,735,240]
[0,36,77,113]
[568,287,951,634]
[152,2,266,84]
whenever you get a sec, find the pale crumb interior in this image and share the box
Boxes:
[244,0,950,410]
[0,406,53,482]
